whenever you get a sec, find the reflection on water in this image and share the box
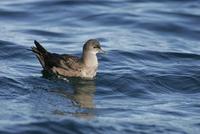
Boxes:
[71,80,96,109]
[50,78,96,119]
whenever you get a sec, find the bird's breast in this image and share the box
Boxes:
[81,66,97,79]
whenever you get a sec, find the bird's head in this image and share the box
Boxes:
[83,39,104,54]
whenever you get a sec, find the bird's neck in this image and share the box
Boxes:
[82,51,98,67]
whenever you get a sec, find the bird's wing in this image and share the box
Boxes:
[45,53,82,72]
[32,40,83,77]
[59,54,83,71]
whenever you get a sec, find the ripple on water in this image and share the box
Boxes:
[0,0,200,134]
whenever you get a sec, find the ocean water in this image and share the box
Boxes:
[0,0,200,133]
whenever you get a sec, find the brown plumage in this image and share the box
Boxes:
[31,39,103,79]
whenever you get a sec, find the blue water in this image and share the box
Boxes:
[0,0,200,133]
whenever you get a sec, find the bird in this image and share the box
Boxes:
[31,39,103,80]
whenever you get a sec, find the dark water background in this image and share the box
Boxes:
[0,0,200,134]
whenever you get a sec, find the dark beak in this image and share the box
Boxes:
[99,47,105,53]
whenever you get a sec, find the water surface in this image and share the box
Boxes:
[0,0,200,134]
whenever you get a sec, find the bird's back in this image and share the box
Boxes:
[32,41,83,78]
[46,53,84,77]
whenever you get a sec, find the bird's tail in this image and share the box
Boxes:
[31,40,48,69]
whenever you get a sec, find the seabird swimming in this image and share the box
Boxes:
[31,39,103,79]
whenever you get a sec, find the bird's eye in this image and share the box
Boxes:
[93,45,100,49]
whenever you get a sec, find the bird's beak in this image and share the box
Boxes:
[99,48,105,53]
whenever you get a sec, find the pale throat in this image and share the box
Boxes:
[82,51,98,68]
